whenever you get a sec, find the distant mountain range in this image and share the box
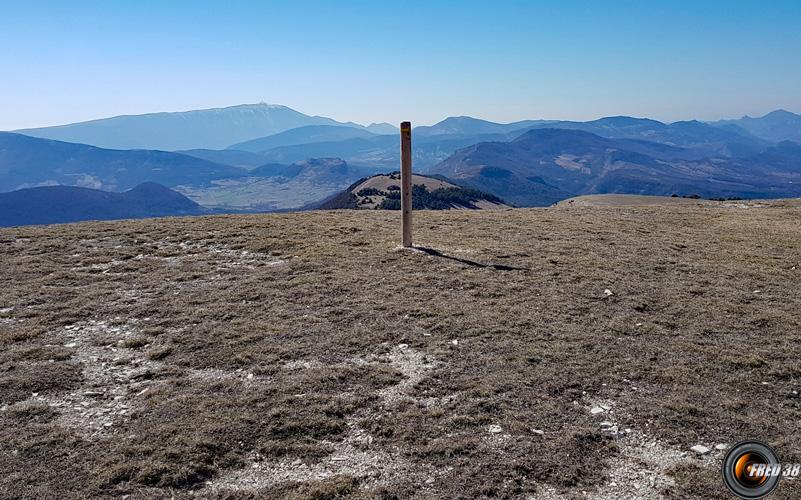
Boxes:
[414,116,551,137]
[229,124,380,152]
[232,129,535,170]
[0,182,205,227]
[364,123,399,135]
[0,132,242,192]
[175,148,270,169]
[10,103,801,155]
[13,103,387,151]
[431,127,801,206]
[189,110,801,173]
[518,116,768,158]
[4,105,801,212]
[0,132,378,210]
[714,110,801,144]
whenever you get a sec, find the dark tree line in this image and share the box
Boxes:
[378,185,503,210]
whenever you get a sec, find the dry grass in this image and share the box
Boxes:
[1,199,801,499]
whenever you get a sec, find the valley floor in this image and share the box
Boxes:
[2,200,801,499]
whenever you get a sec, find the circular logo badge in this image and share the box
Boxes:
[722,440,781,499]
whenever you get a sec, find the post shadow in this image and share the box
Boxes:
[414,246,529,272]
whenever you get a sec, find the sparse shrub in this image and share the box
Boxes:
[16,345,73,361]
[379,198,402,210]
[120,337,149,349]
[263,475,360,499]
[147,346,173,360]
[6,401,55,422]
[141,326,167,337]
[257,440,335,461]
[0,362,82,403]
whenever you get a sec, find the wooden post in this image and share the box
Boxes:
[400,121,413,247]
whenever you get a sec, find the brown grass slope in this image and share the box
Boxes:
[1,201,801,499]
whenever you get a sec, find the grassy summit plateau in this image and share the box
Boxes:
[2,198,800,498]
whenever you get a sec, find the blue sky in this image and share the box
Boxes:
[2,0,800,129]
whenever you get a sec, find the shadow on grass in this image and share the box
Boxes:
[414,246,529,272]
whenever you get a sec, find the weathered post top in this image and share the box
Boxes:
[400,121,412,247]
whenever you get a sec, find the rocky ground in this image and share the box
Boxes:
[1,199,801,499]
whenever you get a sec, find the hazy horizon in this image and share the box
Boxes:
[2,0,801,130]
[6,101,801,133]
